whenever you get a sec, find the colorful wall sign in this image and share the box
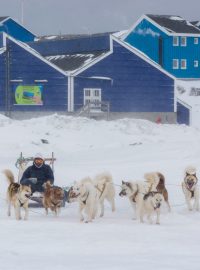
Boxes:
[15,85,43,105]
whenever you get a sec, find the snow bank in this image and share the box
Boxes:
[0,114,199,270]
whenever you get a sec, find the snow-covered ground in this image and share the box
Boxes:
[0,114,200,270]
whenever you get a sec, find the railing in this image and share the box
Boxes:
[75,101,110,120]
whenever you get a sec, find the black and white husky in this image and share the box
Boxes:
[119,179,156,220]
[182,166,199,211]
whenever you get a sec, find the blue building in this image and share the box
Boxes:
[124,14,200,79]
[0,16,178,123]
[53,35,175,122]
[0,16,35,42]
[0,32,68,117]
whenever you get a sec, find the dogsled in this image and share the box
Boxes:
[15,152,67,207]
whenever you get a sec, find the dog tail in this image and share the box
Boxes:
[43,180,52,189]
[3,169,15,184]
[144,172,160,190]
[156,172,166,190]
[95,172,113,184]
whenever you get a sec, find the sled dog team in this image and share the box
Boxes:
[2,165,199,224]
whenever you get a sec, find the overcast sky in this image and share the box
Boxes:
[0,0,200,36]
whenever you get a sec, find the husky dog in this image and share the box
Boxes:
[43,181,64,216]
[3,169,32,220]
[119,180,153,220]
[68,172,116,218]
[182,166,199,211]
[71,177,98,222]
[140,192,163,224]
[144,172,171,211]
[93,172,115,217]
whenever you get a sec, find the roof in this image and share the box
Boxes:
[36,32,115,42]
[190,21,200,28]
[46,51,107,72]
[146,14,200,34]
[0,16,9,23]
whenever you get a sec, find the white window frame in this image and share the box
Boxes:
[194,37,199,44]
[181,59,187,69]
[180,36,187,46]
[194,60,199,67]
[173,36,179,46]
[173,59,179,69]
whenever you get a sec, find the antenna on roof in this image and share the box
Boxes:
[21,0,24,25]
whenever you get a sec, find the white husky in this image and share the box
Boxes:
[119,180,155,220]
[68,172,116,220]
[93,172,115,217]
[140,192,163,224]
[71,177,98,223]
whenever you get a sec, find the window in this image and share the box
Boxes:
[194,60,199,67]
[85,90,90,96]
[181,59,187,69]
[173,59,179,69]
[194,38,199,44]
[173,36,179,46]
[94,90,100,97]
[181,37,187,46]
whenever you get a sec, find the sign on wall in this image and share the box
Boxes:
[14,85,43,105]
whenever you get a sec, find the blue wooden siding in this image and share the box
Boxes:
[125,18,200,78]
[177,102,190,125]
[0,52,6,111]
[74,40,174,112]
[0,33,4,47]
[0,18,35,42]
[28,35,110,56]
[7,38,67,112]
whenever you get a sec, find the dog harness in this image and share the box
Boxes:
[81,191,89,205]
[131,184,139,203]
[18,199,25,207]
[95,183,106,199]
[143,191,159,200]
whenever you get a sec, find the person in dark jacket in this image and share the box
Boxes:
[20,153,54,193]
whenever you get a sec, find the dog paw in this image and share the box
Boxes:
[156,222,160,225]
[132,217,137,220]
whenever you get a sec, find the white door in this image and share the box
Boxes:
[84,88,101,108]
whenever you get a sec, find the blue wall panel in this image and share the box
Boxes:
[0,18,35,42]
[74,40,174,112]
[125,19,164,63]
[0,52,6,110]
[28,35,110,56]
[7,38,67,112]
[177,102,190,125]
[0,33,4,47]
